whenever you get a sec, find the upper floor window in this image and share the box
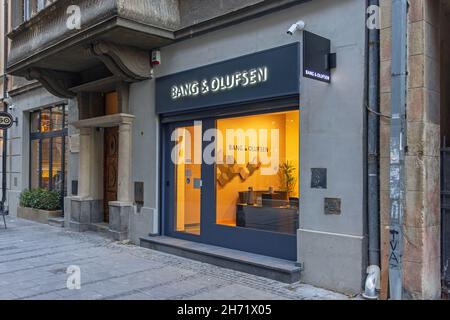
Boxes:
[23,0,56,21]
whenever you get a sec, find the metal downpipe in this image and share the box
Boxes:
[364,0,381,300]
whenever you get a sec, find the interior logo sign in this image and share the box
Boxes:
[0,112,14,130]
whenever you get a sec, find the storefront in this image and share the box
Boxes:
[157,44,300,260]
[29,104,69,210]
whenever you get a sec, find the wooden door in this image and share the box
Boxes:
[104,127,119,222]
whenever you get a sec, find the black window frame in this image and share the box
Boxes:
[29,104,68,202]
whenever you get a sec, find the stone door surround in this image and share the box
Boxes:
[71,113,135,203]
[70,113,135,240]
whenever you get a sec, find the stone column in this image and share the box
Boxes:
[78,127,92,199]
[117,122,132,203]
[379,0,441,299]
[109,119,134,241]
[70,127,93,232]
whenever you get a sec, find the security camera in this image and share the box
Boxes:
[3,96,12,107]
[3,97,14,111]
[287,20,306,35]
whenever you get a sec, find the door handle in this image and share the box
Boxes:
[194,178,203,189]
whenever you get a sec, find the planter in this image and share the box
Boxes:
[17,206,63,225]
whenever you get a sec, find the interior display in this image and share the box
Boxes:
[216,160,261,186]
[278,161,298,196]
[237,205,299,234]
[216,110,300,234]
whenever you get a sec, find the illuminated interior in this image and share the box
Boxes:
[30,106,68,196]
[216,110,299,234]
[174,123,202,235]
[172,110,299,236]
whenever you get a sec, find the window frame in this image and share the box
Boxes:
[22,0,54,22]
[29,104,68,198]
[162,103,300,261]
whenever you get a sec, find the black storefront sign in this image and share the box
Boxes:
[156,43,300,114]
[0,111,14,130]
[303,31,334,83]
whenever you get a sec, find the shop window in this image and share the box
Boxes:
[29,105,69,202]
[51,106,64,131]
[216,110,299,235]
[31,112,40,133]
[41,138,51,189]
[40,109,51,132]
[30,140,39,189]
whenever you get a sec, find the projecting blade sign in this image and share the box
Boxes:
[0,112,14,130]
[303,31,336,83]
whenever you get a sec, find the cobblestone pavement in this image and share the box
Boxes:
[0,218,350,300]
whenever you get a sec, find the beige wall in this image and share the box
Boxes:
[380,0,442,300]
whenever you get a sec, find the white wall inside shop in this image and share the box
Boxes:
[153,0,367,294]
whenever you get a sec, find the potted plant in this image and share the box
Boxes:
[18,189,62,224]
[278,161,298,207]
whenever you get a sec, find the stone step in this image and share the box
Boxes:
[140,236,301,284]
[89,223,110,234]
[48,217,64,228]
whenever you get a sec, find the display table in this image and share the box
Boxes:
[236,204,299,235]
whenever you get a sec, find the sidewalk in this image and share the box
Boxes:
[0,218,350,300]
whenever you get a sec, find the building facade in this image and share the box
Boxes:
[0,0,447,299]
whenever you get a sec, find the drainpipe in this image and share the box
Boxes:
[1,0,9,214]
[388,0,408,300]
[363,0,381,300]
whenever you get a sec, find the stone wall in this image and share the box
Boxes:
[380,0,441,299]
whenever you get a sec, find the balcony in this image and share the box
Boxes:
[7,0,305,98]
[7,0,180,96]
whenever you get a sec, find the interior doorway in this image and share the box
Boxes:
[103,126,119,222]
[102,91,119,222]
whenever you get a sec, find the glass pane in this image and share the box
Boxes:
[105,92,119,115]
[52,137,63,193]
[30,140,40,189]
[64,136,68,196]
[51,106,64,131]
[31,111,40,133]
[216,110,300,235]
[41,138,51,189]
[40,109,51,133]
[174,124,202,235]
[64,105,69,128]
